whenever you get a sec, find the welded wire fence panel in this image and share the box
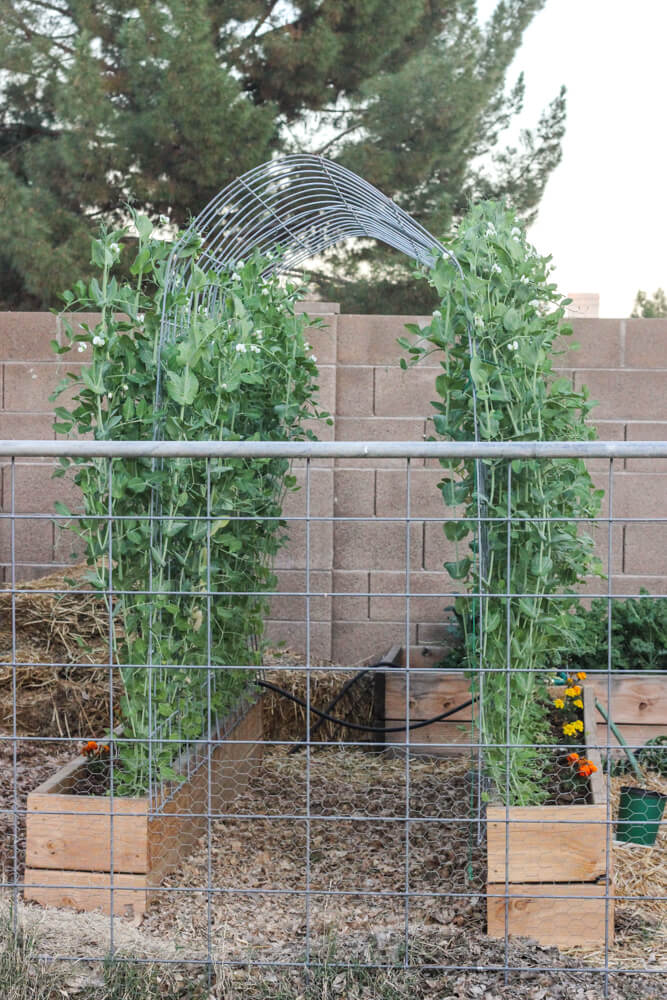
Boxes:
[0,440,665,1000]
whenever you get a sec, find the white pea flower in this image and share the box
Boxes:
[432,309,442,319]
[511,226,521,238]
[31,372,37,380]
[261,287,270,296]
[519,275,530,285]
[221,383,228,390]
[77,343,87,353]
[304,342,311,351]
[235,343,246,353]
[508,340,520,352]
[231,272,241,281]
[107,392,113,400]
[491,263,502,275]
[250,344,260,354]
[110,242,120,254]
[137,312,145,323]
[474,314,484,329]
[254,329,263,339]
[123,384,129,390]
[159,214,169,225]
[92,335,105,347]
[311,354,317,363]
[485,223,496,237]
[237,259,245,269]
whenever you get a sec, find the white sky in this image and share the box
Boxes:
[478,0,667,317]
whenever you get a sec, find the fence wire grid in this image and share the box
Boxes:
[0,439,665,1000]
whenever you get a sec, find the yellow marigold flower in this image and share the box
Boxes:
[573,719,584,732]
[553,698,565,709]
[573,698,583,709]
[563,722,575,736]
[577,671,587,680]
[564,687,577,698]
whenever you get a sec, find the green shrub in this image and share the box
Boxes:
[51,215,327,794]
[566,591,667,673]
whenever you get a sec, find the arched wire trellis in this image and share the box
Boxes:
[152,154,488,816]
[156,154,486,577]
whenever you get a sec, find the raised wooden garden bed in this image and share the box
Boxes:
[380,647,615,948]
[486,686,613,949]
[24,699,263,918]
[589,673,667,752]
[381,644,477,756]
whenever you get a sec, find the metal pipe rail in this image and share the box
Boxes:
[2,439,667,458]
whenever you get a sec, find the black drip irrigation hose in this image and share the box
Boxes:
[257,657,477,750]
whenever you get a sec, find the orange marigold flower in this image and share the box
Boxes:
[566,752,580,764]
[576,671,587,680]
[578,764,593,778]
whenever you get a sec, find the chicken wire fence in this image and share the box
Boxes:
[0,438,666,1000]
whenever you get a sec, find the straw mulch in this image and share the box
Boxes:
[563,769,666,971]
[0,565,113,736]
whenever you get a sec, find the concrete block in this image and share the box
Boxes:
[332,621,417,666]
[304,315,338,364]
[4,362,84,412]
[275,519,333,571]
[614,472,667,520]
[574,370,667,420]
[281,468,333,517]
[375,468,447,518]
[337,314,431,365]
[611,575,667,596]
[624,523,667,576]
[268,569,332,621]
[294,301,340,315]
[557,319,622,369]
[369,570,455,622]
[333,520,422,572]
[1,462,85,515]
[625,422,667,473]
[333,469,375,517]
[0,312,59,362]
[332,570,370,620]
[625,319,667,368]
[335,416,426,469]
[0,413,55,446]
[336,366,374,417]
[374,366,441,418]
[263,619,332,662]
[423,521,470,573]
[313,364,336,413]
[0,510,53,567]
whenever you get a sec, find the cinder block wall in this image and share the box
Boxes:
[1,311,666,663]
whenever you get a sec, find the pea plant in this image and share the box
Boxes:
[401,202,604,805]
[51,214,327,795]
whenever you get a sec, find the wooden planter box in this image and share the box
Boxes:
[380,648,615,948]
[589,672,667,753]
[486,686,614,949]
[381,644,477,756]
[24,699,263,918]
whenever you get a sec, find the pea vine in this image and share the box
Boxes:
[51,214,327,795]
[401,201,604,805]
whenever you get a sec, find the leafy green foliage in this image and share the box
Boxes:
[631,288,667,318]
[404,201,603,804]
[565,592,667,673]
[610,736,667,778]
[52,215,326,795]
[0,2,563,312]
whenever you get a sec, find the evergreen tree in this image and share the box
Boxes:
[631,288,667,318]
[0,1,563,310]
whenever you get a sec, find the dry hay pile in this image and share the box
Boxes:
[0,565,114,736]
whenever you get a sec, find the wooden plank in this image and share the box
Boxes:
[385,720,476,755]
[486,882,613,948]
[583,686,606,806]
[385,671,475,722]
[596,723,667,754]
[24,868,148,918]
[25,793,149,874]
[148,700,264,883]
[591,674,667,725]
[486,805,608,883]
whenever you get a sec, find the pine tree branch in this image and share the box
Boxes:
[315,122,364,155]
